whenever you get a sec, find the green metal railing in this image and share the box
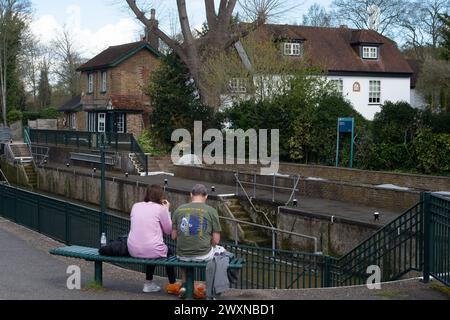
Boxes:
[333,202,424,286]
[130,136,148,175]
[29,129,133,152]
[29,129,149,175]
[0,184,332,289]
[424,193,450,286]
[0,183,448,289]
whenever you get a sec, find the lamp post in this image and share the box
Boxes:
[99,133,106,246]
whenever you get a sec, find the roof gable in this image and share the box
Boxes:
[77,41,161,72]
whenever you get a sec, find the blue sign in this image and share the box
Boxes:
[338,118,354,133]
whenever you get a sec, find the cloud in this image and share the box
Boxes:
[31,4,142,58]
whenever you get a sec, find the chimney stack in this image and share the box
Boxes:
[145,8,159,51]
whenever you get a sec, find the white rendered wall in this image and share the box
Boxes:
[327,75,411,120]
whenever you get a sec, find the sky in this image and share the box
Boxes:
[31,0,333,58]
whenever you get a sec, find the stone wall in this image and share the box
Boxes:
[173,165,421,212]
[33,166,380,255]
[278,207,379,256]
[205,163,450,192]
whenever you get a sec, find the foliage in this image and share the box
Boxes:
[37,63,51,109]
[137,129,170,156]
[414,128,450,174]
[440,13,450,60]
[146,52,216,147]
[7,108,23,125]
[39,107,60,119]
[417,57,450,112]
[220,70,368,164]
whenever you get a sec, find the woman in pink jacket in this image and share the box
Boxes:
[127,184,178,293]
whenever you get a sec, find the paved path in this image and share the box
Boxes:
[1,217,448,301]
[46,164,399,227]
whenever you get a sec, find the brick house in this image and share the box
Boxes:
[59,41,161,138]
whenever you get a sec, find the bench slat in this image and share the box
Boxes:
[50,246,244,269]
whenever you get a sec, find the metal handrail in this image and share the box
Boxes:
[234,173,274,229]
[0,168,9,185]
[219,215,319,253]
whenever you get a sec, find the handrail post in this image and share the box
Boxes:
[423,192,431,283]
[253,172,256,199]
[272,174,276,202]
[145,154,148,177]
[234,221,239,245]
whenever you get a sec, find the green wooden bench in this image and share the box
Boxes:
[49,246,245,299]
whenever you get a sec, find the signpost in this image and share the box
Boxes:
[336,117,355,168]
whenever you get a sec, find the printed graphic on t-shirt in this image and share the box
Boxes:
[179,209,208,237]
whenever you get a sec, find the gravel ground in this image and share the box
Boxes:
[0,217,448,301]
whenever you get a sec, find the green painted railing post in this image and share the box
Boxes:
[323,256,332,288]
[423,193,431,283]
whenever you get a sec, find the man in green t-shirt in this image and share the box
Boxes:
[172,184,222,297]
[172,184,222,261]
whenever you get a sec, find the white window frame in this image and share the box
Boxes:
[369,80,381,104]
[116,113,125,134]
[70,113,77,130]
[229,78,247,94]
[101,71,107,93]
[362,46,378,59]
[284,42,302,56]
[88,113,96,132]
[88,73,94,93]
[331,79,344,95]
[98,113,106,133]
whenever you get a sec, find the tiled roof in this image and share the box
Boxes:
[77,41,160,72]
[58,94,82,112]
[251,24,414,75]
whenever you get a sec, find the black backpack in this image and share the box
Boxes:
[99,235,130,257]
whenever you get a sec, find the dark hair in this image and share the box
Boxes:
[144,185,164,205]
[191,184,208,197]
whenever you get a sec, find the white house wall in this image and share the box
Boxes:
[220,75,412,121]
[327,75,411,120]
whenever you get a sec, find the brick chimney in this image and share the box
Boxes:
[144,9,159,51]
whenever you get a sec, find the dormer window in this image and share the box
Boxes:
[362,46,378,59]
[229,78,247,94]
[284,42,303,56]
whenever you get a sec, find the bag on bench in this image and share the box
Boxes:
[99,235,130,257]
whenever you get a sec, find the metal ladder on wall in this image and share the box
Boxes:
[0,168,9,185]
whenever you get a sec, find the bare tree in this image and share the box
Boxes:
[51,28,84,98]
[302,3,334,27]
[19,30,42,110]
[401,0,449,59]
[125,0,292,107]
[332,0,408,36]
[239,0,302,23]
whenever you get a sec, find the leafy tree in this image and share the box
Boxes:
[6,108,22,125]
[146,52,216,146]
[37,61,51,110]
[414,128,450,174]
[0,0,31,125]
[39,107,60,119]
